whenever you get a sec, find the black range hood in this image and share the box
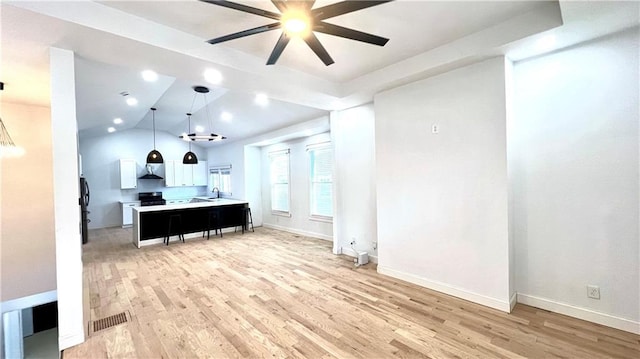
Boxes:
[138,173,163,180]
[139,164,163,179]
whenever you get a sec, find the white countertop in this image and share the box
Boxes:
[132,198,248,212]
[119,200,141,204]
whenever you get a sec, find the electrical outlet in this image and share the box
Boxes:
[350,237,356,245]
[587,285,600,299]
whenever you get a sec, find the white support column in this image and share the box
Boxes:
[50,47,85,350]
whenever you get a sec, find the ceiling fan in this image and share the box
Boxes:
[200,0,393,66]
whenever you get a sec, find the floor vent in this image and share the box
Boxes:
[89,311,130,334]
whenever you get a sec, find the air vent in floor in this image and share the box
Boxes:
[89,311,130,334]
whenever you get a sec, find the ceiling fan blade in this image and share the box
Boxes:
[270,0,288,12]
[314,21,388,46]
[267,32,291,65]
[312,0,393,20]
[303,32,334,66]
[207,22,281,44]
[200,0,281,20]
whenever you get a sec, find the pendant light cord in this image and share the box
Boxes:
[152,108,157,149]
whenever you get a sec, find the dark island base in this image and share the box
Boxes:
[139,203,248,241]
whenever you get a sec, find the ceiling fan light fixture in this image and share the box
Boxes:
[282,13,309,35]
[200,0,392,66]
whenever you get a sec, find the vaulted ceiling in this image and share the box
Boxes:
[1,1,638,146]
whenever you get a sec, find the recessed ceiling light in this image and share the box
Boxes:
[141,70,158,82]
[204,68,223,84]
[113,118,123,124]
[221,112,233,122]
[255,93,269,106]
[195,125,204,133]
[535,34,556,52]
[126,97,138,106]
[107,127,116,133]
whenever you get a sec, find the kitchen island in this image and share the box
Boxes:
[132,198,248,247]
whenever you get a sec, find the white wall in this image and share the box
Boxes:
[206,116,330,231]
[79,128,208,229]
[260,133,333,239]
[374,57,511,311]
[331,104,378,258]
[0,103,56,303]
[244,146,263,227]
[512,29,639,333]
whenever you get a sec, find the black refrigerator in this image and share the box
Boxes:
[80,177,90,244]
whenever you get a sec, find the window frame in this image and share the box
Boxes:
[269,149,291,217]
[209,164,232,197]
[307,142,333,222]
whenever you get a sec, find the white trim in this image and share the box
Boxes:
[305,141,331,151]
[268,148,290,157]
[59,332,85,351]
[263,223,332,241]
[0,290,57,314]
[509,292,517,312]
[3,310,24,359]
[271,210,292,218]
[308,215,332,223]
[517,293,640,335]
[377,265,511,312]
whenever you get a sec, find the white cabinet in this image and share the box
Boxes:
[165,160,207,187]
[193,161,208,186]
[119,159,137,189]
[164,160,179,187]
[121,201,140,227]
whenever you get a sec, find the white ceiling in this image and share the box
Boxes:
[1,1,638,147]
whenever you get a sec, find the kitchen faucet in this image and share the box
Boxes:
[211,187,220,198]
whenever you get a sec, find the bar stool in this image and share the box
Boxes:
[165,214,185,245]
[204,209,222,239]
[236,207,254,234]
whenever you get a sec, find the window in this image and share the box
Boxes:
[269,149,290,216]
[209,165,231,196]
[308,142,333,220]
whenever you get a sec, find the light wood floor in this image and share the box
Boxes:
[63,227,639,358]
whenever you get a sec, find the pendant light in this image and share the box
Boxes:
[182,113,198,164]
[179,86,227,142]
[0,82,25,158]
[146,107,164,164]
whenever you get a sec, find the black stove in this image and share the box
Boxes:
[138,192,166,206]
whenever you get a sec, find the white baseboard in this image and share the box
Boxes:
[262,223,332,241]
[377,265,511,312]
[0,290,57,314]
[58,332,85,351]
[509,292,517,312]
[517,293,640,334]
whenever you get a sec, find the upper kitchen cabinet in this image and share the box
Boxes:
[192,161,208,186]
[119,159,137,189]
[165,160,207,187]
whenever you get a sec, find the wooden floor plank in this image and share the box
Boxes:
[63,227,640,358]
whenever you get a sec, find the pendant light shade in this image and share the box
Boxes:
[146,108,164,164]
[183,150,198,164]
[146,149,163,164]
[182,113,198,164]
